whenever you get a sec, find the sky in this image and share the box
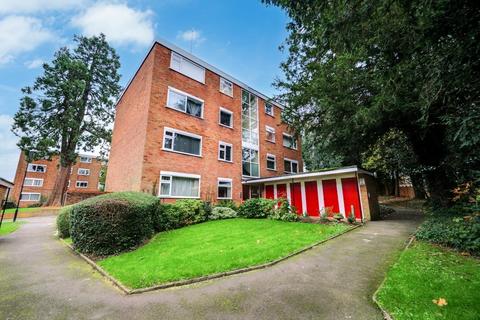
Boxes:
[0,0,290,181]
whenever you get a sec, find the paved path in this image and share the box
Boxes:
[0,210,422,320]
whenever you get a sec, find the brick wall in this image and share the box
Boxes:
[359,173,380,221]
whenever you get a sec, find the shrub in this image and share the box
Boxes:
[152,199,207,232]
[28,203,43,208]
[57,205,73,238]
[238,198,276,218]
[333,213,344,220]
[347,212,356,224]
[379,205,395,217]
[70,192,158,256]
[416,212,480,255]
[269,198,298,222]
[2,201,16,209]
[320,211,329,222]
[209,206,237,220]
[215,199,238,211]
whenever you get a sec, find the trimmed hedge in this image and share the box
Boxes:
[238,198,276,218]
[57,205,73,238]
[152,199,207,232]
[70,192,158,256]
[209,206,237,220]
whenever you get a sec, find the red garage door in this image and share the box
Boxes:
[265,185,274,199]
[342,178,362,219]
[305,181,319,216]
[322,179,339,214]
[290,183,303,215]
[276,184,287,199]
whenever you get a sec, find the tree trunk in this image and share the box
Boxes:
[394,171,400,197]
[45,164,71,207]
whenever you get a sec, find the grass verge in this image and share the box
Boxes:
[376,241,480,320]
[0,221,24,236]
[98,218,351,289]
[2,207,42,214]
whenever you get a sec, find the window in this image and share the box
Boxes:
[242,90,259,147]
[79,156,92,163]
[20,192,41,201]
[265,103,274,116]
[163,128,202,157]
[27,164,46,173]
[170,52,205,83]
[266,154,276,171]
[283,133,297,149]
[242,147,259,177]
[77,168,90,176]
[266,126,276,143]
[218,142,233,162]
[219,107,233,128]
[167,87,204,118]
[217,178,232,199]
[284,158,299,174]
[159,172,200,198]
[24,178,43,187]
[219,78,233,97]
[67,180,70,188]
[76,181,88,188]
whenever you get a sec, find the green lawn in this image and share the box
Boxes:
[0,221,24,236]
[376,241,480,320]
[98,218,350,289]
[2,207,41,214]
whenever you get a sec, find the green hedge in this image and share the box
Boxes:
[238,198,276,218]
[70,192,158,256]
[152,199,207,232]
[57,205,73,238]
[209,206,237,220]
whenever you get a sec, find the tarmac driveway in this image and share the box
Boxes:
[0,210,422,320]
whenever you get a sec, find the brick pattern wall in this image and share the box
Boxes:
[11,153,103,207]
[359,173,380,221]
[107,43,303,203]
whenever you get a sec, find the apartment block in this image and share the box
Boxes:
[106,40,303,203]
[11,152,103,207]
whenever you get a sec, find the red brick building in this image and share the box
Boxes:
[106,40,303,202]
[11,153,104,207]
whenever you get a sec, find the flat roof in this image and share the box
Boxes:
[242,166,374,185]
[117,38,284,109]
[0,177,14,188]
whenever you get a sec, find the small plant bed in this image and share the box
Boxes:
[0,221,24,236]
[98,219,351,289]
[375,241,480,320]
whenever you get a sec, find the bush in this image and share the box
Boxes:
[57,205,73,238]
[3,201,16,209]
[209,206,237,220]
[379,205,395,217]
[70,192,158,256]
[28,203,43,208]
[347,212,356,224]
[215,199,238,211]
[152,199,207,232]
[269,198,298,222]
[238,198,276,218]
[416,212,480,255]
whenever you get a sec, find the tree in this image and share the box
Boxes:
[263,0,480,205]
[12,34,121,206]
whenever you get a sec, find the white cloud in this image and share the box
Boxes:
[0,0,83,14]
[24,58,44,69]
[0,16,55,65]
[71,3,154,47]
[0,114,19,181]
[178,29,205,44]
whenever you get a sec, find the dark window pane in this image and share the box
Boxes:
[292,162,298,173]
[174,134,200,155]
[284,160,291,172]
[225,145,232,161]
[220,111,231,126]
[242,162,250,176]
[186,98,202,117]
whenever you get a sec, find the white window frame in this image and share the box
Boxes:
[265,102,274,117]
[219,107,233,128]
[76,181,88,188]
[219,77,233,97]
[170,52,206,84]
[282,133,298,150]
[166,86,204,119]
[217,178,233,200]
[20,192,41,201]
[242,147,260,178]
[162,127,203,157]
[27,164,46,173]
[24,178,44,187]
[218,141,233,163]
[77,168,90,176]
[284,158,299,174]
[266,154,277,171]
[79,156,92,163]
[159,171,201,199]
[266,125,276,143]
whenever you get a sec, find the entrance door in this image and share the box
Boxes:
[322,179,339,214]
[305,181,320,216]
[342,178,362,219]
[265,185,274,199]
[290,182,303,214]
